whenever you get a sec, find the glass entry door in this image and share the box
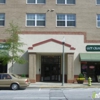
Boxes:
[41,56,61,82]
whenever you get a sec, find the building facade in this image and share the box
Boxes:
[0,0,100,83]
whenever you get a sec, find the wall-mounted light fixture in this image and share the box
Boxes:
[51,9,54,12]
[47,9,50,12]
[47,9,55,12]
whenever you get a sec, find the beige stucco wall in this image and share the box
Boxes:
[0,0,100,40]
[7,33,100,75]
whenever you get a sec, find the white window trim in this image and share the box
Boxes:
[26,13,45,27]
[26,0,45,4]
[56,14,76,27]
[0,13,5,26]
[56,0,75,5]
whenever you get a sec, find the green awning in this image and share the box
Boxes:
[80,53,100,61]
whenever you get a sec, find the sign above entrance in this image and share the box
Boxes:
[86,45,100,51]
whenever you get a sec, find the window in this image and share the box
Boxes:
[97,0,100,4]
[0,13,5,26]
[57,0,75,4]
[1,74,11,79]
[27,0,45,4]
[57,14,76,27]
[26,14,45,26]
[97,14,100,27]
[0,0,5,3]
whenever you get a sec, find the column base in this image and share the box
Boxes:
[67,80,74,83]
[29,79,36,83]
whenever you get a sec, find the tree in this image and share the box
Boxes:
[0,22,26,73]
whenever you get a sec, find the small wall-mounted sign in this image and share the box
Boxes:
[0,43,9,50]
[86,45,100,51]
[89,66,94,69]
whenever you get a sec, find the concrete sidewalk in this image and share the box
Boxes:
[28,82,100,88]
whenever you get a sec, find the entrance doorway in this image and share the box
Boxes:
[0,61,7,73]
[41,56,61,82]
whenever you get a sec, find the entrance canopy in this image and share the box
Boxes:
[80,53,100,61]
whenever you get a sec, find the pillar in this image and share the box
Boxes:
[66,53,74,83]
[29,53,36,83]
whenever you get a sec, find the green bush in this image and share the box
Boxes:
[78,73,84,78]
[21,74,26,77]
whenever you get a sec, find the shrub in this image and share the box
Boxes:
[78,73,84,78]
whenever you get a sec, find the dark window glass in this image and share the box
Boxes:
[67,21,75,26]
[97,15,100,27]
[27,21,35,26]
[97,14,100,20]
[0,13,5,26]
[27,0,35,3]
[67,0,75,4]
[98,22,100,27]
[57,21,65,26]
[1,74,11,79]
[0,0,5,3]
[57,0,65,4]
[97,0,100,4]
[37,0,45,3]
[37,21,45,26]
[0,21,4,26]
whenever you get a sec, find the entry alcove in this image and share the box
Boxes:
[41,56,61,82]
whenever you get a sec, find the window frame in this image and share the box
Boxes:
[0,0,6,4]
[56,14,76,27]
[56,0,75,5]
[0,13,5,26]
[26,13,46,27]
[96,14,100,28]
[27,0,46,4]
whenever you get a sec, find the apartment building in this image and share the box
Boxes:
[0,0,100,83]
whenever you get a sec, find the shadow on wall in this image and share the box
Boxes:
[74,54,81,76]
[8,51,29,75]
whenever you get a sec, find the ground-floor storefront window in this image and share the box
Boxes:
[81,62,100,82]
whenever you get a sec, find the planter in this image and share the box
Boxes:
[76,73,85,84]
[97,75,100,82]
[77,80,84,84]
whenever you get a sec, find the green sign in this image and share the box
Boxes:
[86,45,100,51]
[0,43,10,50]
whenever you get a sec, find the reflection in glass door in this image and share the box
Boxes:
[88,65,95,82]
[41,56,61,82]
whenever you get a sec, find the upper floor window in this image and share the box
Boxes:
[0,13,5,26]
[96,0,100,4]
[57,0,75,4]
[57,14,76,27]
[26,13,45,26]
[27,0,45,4]
[0,0,5,3]
[97,14,100,27]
